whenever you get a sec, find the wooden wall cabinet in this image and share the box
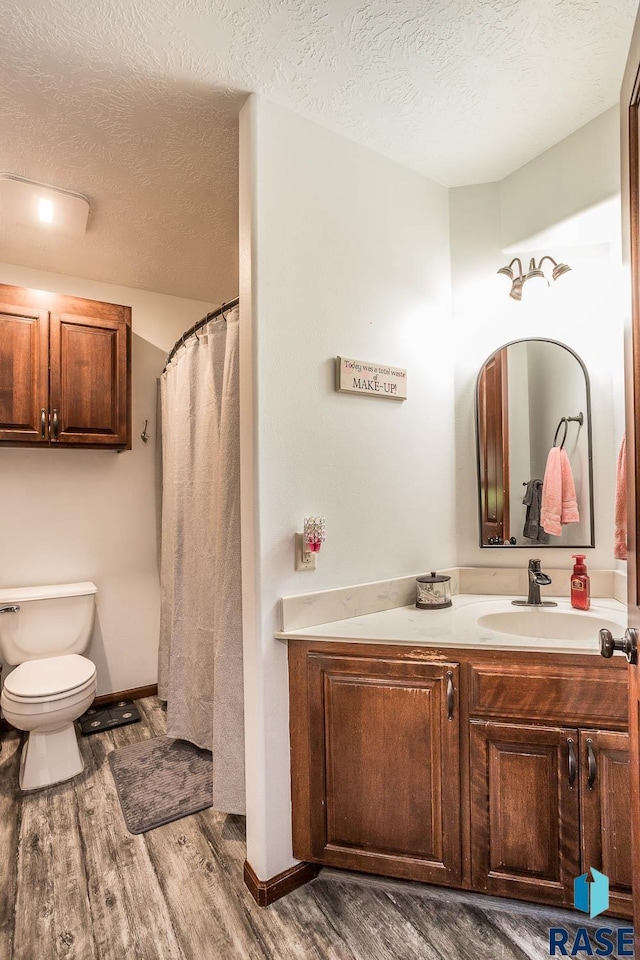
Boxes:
[289,642,632,918]
[0,284,131,449]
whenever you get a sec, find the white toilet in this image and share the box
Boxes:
[0,582,97,791]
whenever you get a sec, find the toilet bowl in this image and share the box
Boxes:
[1,653,97,790]
[0,583,98,791]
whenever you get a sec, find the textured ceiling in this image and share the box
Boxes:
[0,0,636,302]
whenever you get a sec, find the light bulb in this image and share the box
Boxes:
[522,272,549,303]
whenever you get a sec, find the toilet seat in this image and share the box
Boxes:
[1,675,96,707]
[3,654,96,702]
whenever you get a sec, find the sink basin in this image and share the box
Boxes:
[477,609,624,642]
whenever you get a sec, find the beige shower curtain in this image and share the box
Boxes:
[158,304,245,815]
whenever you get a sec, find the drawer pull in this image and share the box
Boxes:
[587,738,597,791]
[41,407,46,438]
[446,671,454,721]
[52,408,59,440]
[568,738,577,789]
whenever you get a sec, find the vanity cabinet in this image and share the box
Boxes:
[288,641,631,918]
[290,651,462,885]
[470,723,632,917]
[470,721,581,905]
[579,730,633,918]
[467,659,632,917]
[0,284,131,449]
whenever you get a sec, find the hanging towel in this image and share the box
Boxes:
[540,447,580,537]
[522,479,549,543]
[614,434,627,561]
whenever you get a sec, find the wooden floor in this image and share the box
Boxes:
[0,697,629,960]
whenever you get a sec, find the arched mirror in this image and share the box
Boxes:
[476,338,594,548]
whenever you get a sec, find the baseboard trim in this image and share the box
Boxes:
[243,860,320,906]
[93,684,158,708]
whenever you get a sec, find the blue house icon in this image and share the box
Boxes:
[574,868,609,919]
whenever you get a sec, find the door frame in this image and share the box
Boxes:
[620,9,640,945]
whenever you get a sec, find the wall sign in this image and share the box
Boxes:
[336,356,407,400]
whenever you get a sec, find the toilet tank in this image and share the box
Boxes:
[0,582,97,665]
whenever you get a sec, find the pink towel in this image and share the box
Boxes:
[540,447,580,537]
[614,435,627,560]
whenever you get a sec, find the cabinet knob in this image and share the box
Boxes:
[599,627,638,664]
[40,408,46,438]
[52,408,59,440]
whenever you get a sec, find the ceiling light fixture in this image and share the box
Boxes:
[497,255,571,300]
[0,175,89,235]
[38,197,54,224]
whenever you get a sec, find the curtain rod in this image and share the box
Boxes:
[163,296,240,372]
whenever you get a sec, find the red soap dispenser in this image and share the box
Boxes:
[570,555,590,611]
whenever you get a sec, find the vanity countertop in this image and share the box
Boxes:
[276,593,627,656]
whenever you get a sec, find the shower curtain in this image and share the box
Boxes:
[158,304,245,815]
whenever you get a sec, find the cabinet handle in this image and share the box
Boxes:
[587,738,597,791]
[52,408,59,440]
[41,408,46,438]
[446,671,454,720]
[567,738,577,789]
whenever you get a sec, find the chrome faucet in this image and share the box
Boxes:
[512,560,557,607]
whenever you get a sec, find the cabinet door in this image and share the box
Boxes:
[0,301,49,443]
[49,310,130,447]
[304,653,462,885]
[580,730,632,919]
[470,721,580,907]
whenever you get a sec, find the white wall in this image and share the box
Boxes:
[499,107,620,250]
[0,261,214,694]
[450,110,625,569]
[239,95,455,879]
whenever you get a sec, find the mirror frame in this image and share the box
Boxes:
[475,337,595,549]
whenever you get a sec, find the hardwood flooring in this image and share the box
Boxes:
[0,697,630,960]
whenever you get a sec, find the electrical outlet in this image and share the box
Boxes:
[295,533,317,571]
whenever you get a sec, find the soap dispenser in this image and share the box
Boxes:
[570,555,590,611]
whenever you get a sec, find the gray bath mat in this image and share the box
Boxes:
[109,736,213,834]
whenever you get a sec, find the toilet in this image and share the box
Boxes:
[0,582,97,791]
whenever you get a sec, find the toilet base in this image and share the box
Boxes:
[20,723,84,791]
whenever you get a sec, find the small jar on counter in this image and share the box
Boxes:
[416,572,452,610]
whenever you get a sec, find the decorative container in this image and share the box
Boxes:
[416,572,452,610]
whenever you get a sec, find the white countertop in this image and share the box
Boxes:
[276,594,627,656]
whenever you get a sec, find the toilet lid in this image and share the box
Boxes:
[4,654,96,698]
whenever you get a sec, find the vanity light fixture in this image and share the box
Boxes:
[0,175,90,236]
[497,256,571,300]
